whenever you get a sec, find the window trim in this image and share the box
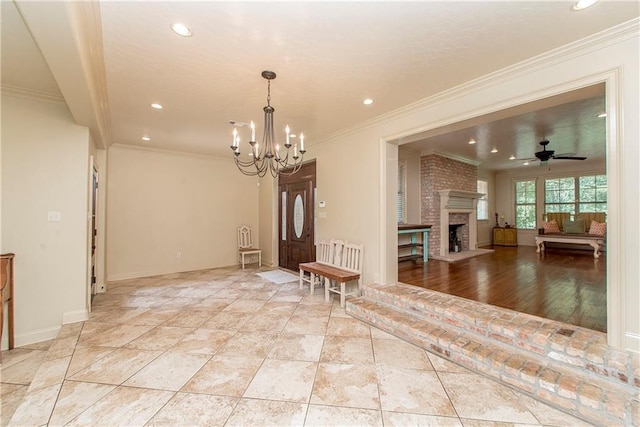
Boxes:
[477,179,489,221]
[514,178,537,230]
[397,161,407,224]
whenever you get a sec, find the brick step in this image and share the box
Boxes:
[346,285,639,426]
[360,283,638,390]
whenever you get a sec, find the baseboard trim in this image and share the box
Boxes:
[625,332,640,352]
[5,325,61,350]
[62,309,89,324]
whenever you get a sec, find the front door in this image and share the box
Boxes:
[278,161,316,271]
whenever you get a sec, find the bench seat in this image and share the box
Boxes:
[299,261,361,307]
[535,234,605,258]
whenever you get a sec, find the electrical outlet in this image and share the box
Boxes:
[47,211,61,221]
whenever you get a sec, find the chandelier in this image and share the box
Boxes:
[230,70,306,177]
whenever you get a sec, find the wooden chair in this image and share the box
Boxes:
[325,242,364,308]
[299,240,332,294]
[237,226,262,269]
[1,253,15,360]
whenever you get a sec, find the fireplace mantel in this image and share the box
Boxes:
[438,190,484,256]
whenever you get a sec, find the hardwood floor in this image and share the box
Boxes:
[398,245,606,332]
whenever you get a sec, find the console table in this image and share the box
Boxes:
[398,224,432,263]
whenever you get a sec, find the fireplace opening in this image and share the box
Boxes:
[449,224,464,252]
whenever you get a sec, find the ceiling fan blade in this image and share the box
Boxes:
[553,156,587,160]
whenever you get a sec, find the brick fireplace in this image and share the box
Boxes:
[438,189,483,256]
[420,154,478,256]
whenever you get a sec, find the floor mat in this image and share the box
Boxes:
[256,270,299,284]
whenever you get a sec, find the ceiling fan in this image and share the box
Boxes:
[521,140,587,165]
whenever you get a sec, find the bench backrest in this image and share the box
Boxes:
[575,212,606,225]
[316,240,333,263]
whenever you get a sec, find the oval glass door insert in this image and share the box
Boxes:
[293,194,304,238]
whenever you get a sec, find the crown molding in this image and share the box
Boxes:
[110,143,228,162]
[1,84,66,104]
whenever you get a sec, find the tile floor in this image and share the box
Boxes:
[1,266,594,426]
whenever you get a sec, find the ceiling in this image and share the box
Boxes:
[2,1,638,170]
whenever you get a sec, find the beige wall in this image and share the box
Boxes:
[1,94,91,348]
[258,174,278,267]
[477,168,496,247]
[106,146,259,281]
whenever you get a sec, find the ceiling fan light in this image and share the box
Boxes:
[509,155,516,160]
[171,22,192,37]
[468,138,476,145]
[491,148,498,153]
[572,0,598,11]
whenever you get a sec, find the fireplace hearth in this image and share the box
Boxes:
[449,224,464,253]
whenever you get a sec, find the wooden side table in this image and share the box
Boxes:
[493,227,518,246]
[1,253,15,358]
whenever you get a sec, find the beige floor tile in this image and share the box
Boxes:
[76,321,119,343]
[305,405,383,426]
[190,297,236,312]
[517,393,595,426]
[294,301,333,316]
[45,336,79,360]
[428,353,472,373]
[7,383,61,426]
[125,308,180,326]
[383,411,464,426]
[209,288,246,299]
[244,359,317,402]
[124,352,211,391]
[168,328,235,354]
[310,363,380,409]
[158,296,203,309]
[28,355,71,391]
[124,325,193,351]
[47,381,115,426]
[66,345,118,377]
[259,301,299,315]
[68,348,162,385]
[459,419,543,427]
[270,289,305,302]
[146,392,238,426]
[438,372,539,424]
[174,286,219,299]
[373,338,433,370]
[81,323,155,347]
[0,348,46,370]
[66,385,174,426]
[284,315,329,335]
[0,350,47,384]
[268,334,324,362]
[240,313,292,333]
[17,339,54,351]
[326,317,372,337]
[239,288,279,300]
[201,311,253,331]
[377,366,456,417]
[160,310,212,327]
[320,336,375,364]
[181,355,263,397]
[0,384,28,426]
[223,299,267,313]
[370,327,402,340]
[218,332,277,358]
[225,398,307,426]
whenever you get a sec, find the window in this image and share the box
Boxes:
[545,177,575,214]
[515,180,536,229]
[543,174,607,215]
[397,161,406,223]
[579,174,607,213]
[477,180,488,220]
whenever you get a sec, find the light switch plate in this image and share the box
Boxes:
[47,211,61,221]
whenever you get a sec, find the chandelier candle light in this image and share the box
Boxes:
[230,70,306,177]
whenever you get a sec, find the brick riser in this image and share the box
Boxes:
[346,284,640,426]
[361,284,638,389]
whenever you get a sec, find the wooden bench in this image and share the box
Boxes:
[299,261,361,307]
[535,234,605,258]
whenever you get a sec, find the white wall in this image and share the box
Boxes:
[106,146,259,281]
[258,174,277,267]
[1,93,91,348]
[307,22,638,350]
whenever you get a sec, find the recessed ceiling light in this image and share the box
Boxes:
[468,138,476,145]
[363,98,373,105]
[597,112,607,118]
[491,148,498,153]
[151,103,163,109]
[142,136,151,141]
[509,155,516,160]
[572,0,598,11]
[171,22,192,37]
